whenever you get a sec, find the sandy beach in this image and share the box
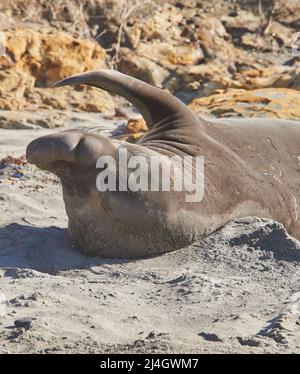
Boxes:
[0,124,300,354]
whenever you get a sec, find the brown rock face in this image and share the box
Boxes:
[234,66,300,91]
[123,117,148,142]
[126,118,148,134]
[0,28,115,113]
[111,0,300,101]
[1,0,300,126]
[1,29,106,85]
[116,5,232,95]
[189,88,300,120]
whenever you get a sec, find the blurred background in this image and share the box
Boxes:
[1,0,300,136]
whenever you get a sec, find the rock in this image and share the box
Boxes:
[114,2,300,100]
[0,70,35,111]
[273,0,300,28]
[181,63,237,96]
[189,88,300,120]
[118,42,204,89]
[126,118,148,134]
[237,337,261,347]
[221,11,261,37]
[198,332,223,342]
[194,17,232,60]
[33,86,115,113]
[119,117,149,142]
[14,317,34,330]
[119,10,238,100]
[0,1,300,120]
[0,29,106,85]
[0,28,116,113]
[235,66,300,90]
[240,34,269,51]
[136,42,204,66]
[116,4,238,97]
[264,21,294,46]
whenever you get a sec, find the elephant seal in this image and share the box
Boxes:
[26,70,300,258]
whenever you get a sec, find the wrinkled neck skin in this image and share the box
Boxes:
[57,125,243,258]
[27,70,300,257]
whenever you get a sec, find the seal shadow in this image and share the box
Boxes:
[0,223,133,275]
[1,219,299,277]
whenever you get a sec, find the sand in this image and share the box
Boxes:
[0,121,300,354]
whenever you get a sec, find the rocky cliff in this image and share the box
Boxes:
[0,0,300,127]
